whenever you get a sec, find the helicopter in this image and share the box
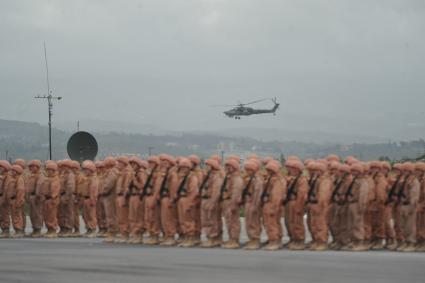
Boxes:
[215,98,280,119]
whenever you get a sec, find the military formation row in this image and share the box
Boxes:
[0,154,424,252]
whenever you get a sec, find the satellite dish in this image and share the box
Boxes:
[67,131,98,162]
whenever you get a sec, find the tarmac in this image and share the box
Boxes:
[0,237,423,283]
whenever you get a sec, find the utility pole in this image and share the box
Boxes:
[35,42,62,160]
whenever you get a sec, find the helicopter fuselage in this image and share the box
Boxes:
[224,103,279,119]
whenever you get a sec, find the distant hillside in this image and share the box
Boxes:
[1,119,424,161]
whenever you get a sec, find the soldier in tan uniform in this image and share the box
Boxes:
[221,158,243,249]
[71,161,84,237]
[128,157,148,244]
[284,159,309,250]
[262,160,286,251]
[0,160,11,238]
[242,160,264,250]
[396,162,420,252]
[40,161,60,238]
[144,156,161,245]
[95,161,107,237]
[415,162,425,252]
[369,161,389,250]
[175,158,199,247]
[188,155,203,244]
[114,156,132,243]
[80,160,99,237]
[200,159,224,248]
[342,163,370,251]
[26,160,44,238]
[57,160,75,237]
[306,162,332,251]
[158,154,179,246]
[6,165,26,237]
[385,163,403,250]
[101,157,119,242]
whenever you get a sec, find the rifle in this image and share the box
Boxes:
[385,176,401,205]
[306,175,319,203]
[283,174,300,205]
[331,174,347,203]
[241,176,254,203]
[176,172,190,201]
[140,165,157,199]
[261,175,273,203]
[219,174,229,201]
[199,170,211,196]
[343,176,358,204]
[159,169,170,198]
[396,175,409,204]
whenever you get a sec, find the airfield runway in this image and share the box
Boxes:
[0,237,423,283]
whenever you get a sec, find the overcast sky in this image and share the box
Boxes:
[1,0,424,140]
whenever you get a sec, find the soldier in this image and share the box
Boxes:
[188,154,203,245]
[6,165,26,237]
[158,154,179,246]
[95,161,108,237]
[415,162,425,252]
[57,160,75,237]
[242,160,264,250]
[144,156,161,245]
[329,164,353,250]
[128,157,148,244]
[40,161,60,238]
[175,158,199,247]
[114,156,132,243]
[13,159,27,232]
[102,157,120,243]
[221,158,243,249]
[342,163,369,251]
[261,160,286,251]
[362,163,376,249]
[396,162,420,252]
[385,163,403,250]
[80,160,99,238]
[200,158,224,248]
[70,161,84,237]
[369,161,389,250]
[305,162,332,251]
[26,160,44,238]
[284,159,309,250]
[0,160,11,238]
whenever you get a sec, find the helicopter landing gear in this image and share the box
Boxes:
[234,116,241,120]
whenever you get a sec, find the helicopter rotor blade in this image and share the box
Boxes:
[243,98,270,106]
[211,104,239,108]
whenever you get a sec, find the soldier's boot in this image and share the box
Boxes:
[340,241,355,251]
[288,240,305,251]
[396,241,407,252]
[184,236,198,248]
[71,229,82,238]
[310,242,328,251]
[349,241,369,251]
[44,229,58,238]
[132,235,144,244]
[86,229,97,239]
[305,241,315,249]
[222,239,241,249]
[263,240,282,251]
[244,239,261,250]
[58,228,66,238]
[400,242,416,252]
[145,235,160,245]
[0,229,10,238]
[371,239,385,250]
[114,233,129,243]
[328,241,338,250]
[385,239,398,251]
[12,229,25,238]
[200,238,215,248]
[96,228,106,238]
[31,228,42,238]
[283,240,292,248]
[103,232,116,243]
[193,234,201,246]
[211,237,222,247]
[160,236,177,246]
[416,241,425,252]
[176,234,185,245]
